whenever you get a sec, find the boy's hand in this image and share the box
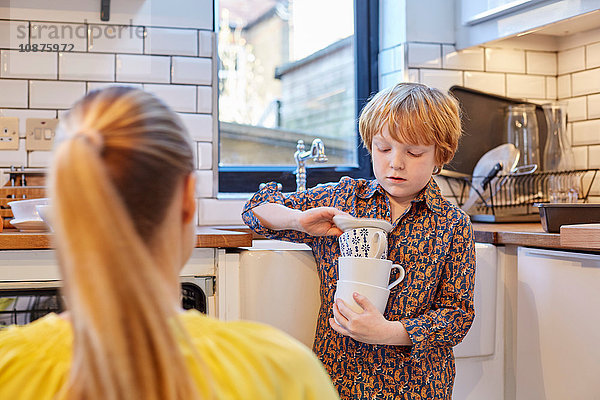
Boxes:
[296,207,347,237]
[329,293,412,346]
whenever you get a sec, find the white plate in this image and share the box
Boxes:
[462,144,520,211]
[9,218,49,232]
[333,214,393,233]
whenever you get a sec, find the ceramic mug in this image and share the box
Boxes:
[334,280,391,314]
[338,256,405,289]
[338,227,388,259]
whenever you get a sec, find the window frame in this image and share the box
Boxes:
[217,0,379,193]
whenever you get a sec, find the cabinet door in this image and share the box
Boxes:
[516,247,600,400]
[456,0,600,49]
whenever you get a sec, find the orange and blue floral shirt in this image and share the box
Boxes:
[242,177,475,400]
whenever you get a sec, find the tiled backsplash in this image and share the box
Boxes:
[0,4,224,224]
[380,28,600,203]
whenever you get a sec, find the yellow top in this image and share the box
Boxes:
[0,310,339,400]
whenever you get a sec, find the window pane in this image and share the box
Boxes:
[218,0,356,167]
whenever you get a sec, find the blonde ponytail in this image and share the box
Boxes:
[48,87,202,400]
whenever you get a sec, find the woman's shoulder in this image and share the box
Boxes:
[181,310,339,399]
[0,314,71,399]
[182,310,319,360]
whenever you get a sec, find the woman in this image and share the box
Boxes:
[0,87,339,400]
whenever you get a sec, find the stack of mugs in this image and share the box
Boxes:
[333,215,405,315]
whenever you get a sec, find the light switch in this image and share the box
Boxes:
[0,117,19,150]
[26,118,59,151]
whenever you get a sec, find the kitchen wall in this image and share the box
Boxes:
[2,1,598,227]
[379,0,600,203]
[0,0,224,225]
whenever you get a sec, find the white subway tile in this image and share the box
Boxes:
[197,199,245,225]
[199,31,213,58]
[572,119,600,146]
[0,80,28,108]
[178,113,213,141]
[419,69,462,93]
[28,150,52,167]
[407,43,441,69]
[197,86,212,113]
[172,57,211,85]
[546,77,557,100]
[588,94,600,119]
[572,68,600,96]
[145,27,197,56]
[485,48,525,73]
[0,109,56,134]
[380,0,404,50]
[379,48,394,75]
[30,81,86,109]
[0,138,26,167]
[87,82,143,92]
[197,142,213,169]
[507,75,545,99]
[572,145,588,170]
[195,170,214,197]
[557,74,571,99]
[589,145,600,169]
[88,25,144,53]
[0,21,28,49]
[442,45,484,71]
[464,71,505,96]
[558,46,585,74]
[380,71,404,89]
[144,84,196,113]
[30,22,86,52]
[587,42,600,69]
[116,54,170,83]
[408,69,419,83]
[0,50,57,79]
[59,53,115,81]
[566,96,587,121]
[526,51,556,75]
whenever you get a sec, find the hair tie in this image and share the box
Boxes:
[75,129,104,150]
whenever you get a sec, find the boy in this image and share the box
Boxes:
[242,82,475,399]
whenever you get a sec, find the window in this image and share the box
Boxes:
[217,0,378,192]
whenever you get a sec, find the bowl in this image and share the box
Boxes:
[7,198,49,221]
[35,204,53,231]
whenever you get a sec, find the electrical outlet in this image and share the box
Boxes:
[26,118,59,151]
[0,117,19,150]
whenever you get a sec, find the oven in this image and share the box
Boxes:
[0,250,217,328]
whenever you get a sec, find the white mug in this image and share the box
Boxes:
[334,280,391,314]
[338,227,388,259]
[338,256,405,289]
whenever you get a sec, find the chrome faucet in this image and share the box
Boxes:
[294,138,327,191]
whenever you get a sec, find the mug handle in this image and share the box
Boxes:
[368,231,387,259]
[387,265,406,290]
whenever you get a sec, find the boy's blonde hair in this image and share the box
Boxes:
[359,82,462,166]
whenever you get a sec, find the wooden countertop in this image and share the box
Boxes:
[0,223,597,252]
[0,226,253,250]
[473,222,600,252]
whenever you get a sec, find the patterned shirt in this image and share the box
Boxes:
[242,177,475,400]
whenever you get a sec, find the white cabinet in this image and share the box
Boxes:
[516,247,600,399]
[456,0,600,49]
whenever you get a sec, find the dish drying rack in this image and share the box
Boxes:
[441,168,600,222]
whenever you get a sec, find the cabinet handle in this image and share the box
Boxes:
[524,248,600,265]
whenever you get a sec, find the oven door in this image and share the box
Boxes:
[0,281,64,328]
[180,276,216,317]
[0,277,216,328]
